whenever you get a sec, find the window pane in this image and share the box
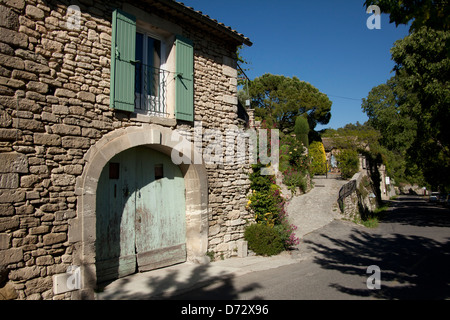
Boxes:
[147,37,161,97]
[135,33,144,95]
[148,37,161,68]
[154,164,163,180]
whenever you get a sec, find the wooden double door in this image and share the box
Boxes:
[96,146,186,283]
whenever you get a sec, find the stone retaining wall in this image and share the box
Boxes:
[338,171,378,221]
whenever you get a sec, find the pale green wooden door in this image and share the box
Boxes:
[96,148,137,283]
[135,147,186,271]
[96,147,186,283]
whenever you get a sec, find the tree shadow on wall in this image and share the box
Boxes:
[96,263,263,300]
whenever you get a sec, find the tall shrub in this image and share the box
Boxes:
[244,224,284,256]
[309,141,327,175]
[246,162,299,254]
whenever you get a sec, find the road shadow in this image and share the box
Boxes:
[381,196,450,228]
[97,263,263,300]
[303,196,450,299]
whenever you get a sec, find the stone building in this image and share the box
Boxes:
[0,0,253,299]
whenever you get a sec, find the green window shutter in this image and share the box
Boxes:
[110,9,136,112]
[175,36,194,121]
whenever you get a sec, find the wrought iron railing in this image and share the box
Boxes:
[134,62,169,117]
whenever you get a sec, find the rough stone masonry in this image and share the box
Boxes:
[0,0,253,299]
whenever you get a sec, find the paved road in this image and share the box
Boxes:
[172,195,450,299]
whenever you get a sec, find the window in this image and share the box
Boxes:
[154,164,163,180]
[109,163,120,179]
[135,32,168,116]
[110,9,194,121]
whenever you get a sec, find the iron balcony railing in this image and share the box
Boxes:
[134,62,169,117]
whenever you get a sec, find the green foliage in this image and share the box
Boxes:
[362,25,450,191]
[248,189,281,226]
[249,73,332,132]
[280,133,309,172]
[279,144,291,173]
[244,223,285,256]
[364,0,449,31]
[309,141,327,175]
[249,163,275,192]
[236,45,250,87]
[362,80,417,152]
[336,149,359,179]
[322,122,381,151]
[390,27,450,191]
[246,160,300,253]
[360,81,422,185]
[362,1,450,191]
[247,163,283,227]
[282,169,308,194]
[294,115,309,148]
[205,251,215,262]
[278,132,310,194]
[356,204,390,229]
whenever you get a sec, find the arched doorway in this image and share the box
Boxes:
[71,125,209,296]
[95,146,186,283]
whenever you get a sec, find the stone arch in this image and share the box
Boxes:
[70,124,208,298]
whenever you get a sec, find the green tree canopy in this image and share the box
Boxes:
[322,122,381,152]
[336,149,360,180]
[249,74,332,132]
[362,26,450,191]
[364,0,450,31]
[362,78,416,152]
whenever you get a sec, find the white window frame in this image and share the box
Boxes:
[134,28,168,117]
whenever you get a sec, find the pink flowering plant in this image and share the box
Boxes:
[246,187,300,251]
[246,162,300,252]
[272,187,300,247]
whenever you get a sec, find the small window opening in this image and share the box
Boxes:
[154,164,163,180]
[109,163,120,179]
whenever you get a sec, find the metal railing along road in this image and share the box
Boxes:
[337,179,356,211]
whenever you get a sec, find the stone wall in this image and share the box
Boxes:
[338,171,378,221]
[0,0,252,299]
[340,190,359,221]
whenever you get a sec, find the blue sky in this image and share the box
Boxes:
[183,0,411,130]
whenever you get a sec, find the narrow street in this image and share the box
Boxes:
[171,195,450,300]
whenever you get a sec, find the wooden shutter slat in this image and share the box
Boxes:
[110,9,136,112]
[175,36,194,121]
